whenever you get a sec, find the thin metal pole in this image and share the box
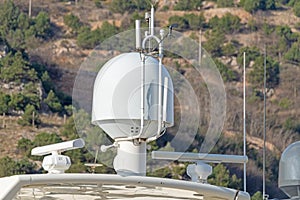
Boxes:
[243,52,247,192]
[199,29,202,65]
[263,45,267,200]
[139,54,145,137]
[29,0,32,17]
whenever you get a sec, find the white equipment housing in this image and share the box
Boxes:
[92,52,174,140]
[279,141,300,198]
[42,153,71,174]
[31,139,85,174]
[187,161,212,183]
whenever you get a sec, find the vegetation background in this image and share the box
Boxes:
[0,0,299,199]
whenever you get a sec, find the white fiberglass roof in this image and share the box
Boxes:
[0,174,250,200]
[15,184,204,200]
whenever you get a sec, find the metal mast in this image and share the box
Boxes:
[243,52,247,192]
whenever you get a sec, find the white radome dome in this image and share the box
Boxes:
[92,52,174,140]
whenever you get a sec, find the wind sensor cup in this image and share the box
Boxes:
[92,6,174,176]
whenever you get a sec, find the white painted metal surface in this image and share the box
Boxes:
[113,141,147,176]
[152,151,248,164]
[31,138,85,156]
[0,173,250,200]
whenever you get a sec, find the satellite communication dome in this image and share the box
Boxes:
[279,141,300,198]
[92,52,174,140]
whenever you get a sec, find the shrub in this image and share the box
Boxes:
[184,13,206,30]
[208,13,241,34]
[94,0,102,8]
[63,13,82,33]
[34,11,51,39]
[284,41,300,62]
[284,118,300,133]
[168,15,189,30]
[240,0,275,12]
[208,163,242,189]
[17,137,33,156]
[214,59,238,82]
[217,0,234,8]
[174,0,202,11]
[251,192,263,200]
[18,104,41,126]
[0,92,10,114]
[203,29,225,57]
[110,0,148,14]
[44,90,62,113]
[8,93,27,111]
[77,22,118,49]
[248,56,280,88]
[33,132,62,147]
[237,46,261,67]
[294,2,300,17]
[0,157,19,177]
[222,42,237,56]
[278,98,291,109]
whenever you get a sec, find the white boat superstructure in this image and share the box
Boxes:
[2,173,250,200]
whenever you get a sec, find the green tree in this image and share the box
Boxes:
[222,42,237,56]
[41,71,54,93]
[77,26,96,49]
[0,0,20,34]
[294,1,300,17]
[34,11,51,38]
[0,51,38,83]
[174,0,202,11]
[203,29,226,57]
[63,13,82,33]
[0,157,36,177]
[17,13,30,30]
[0,156,19,177]
[184,13,206,30]
[94,0,102,8]
[266,0,276,10]
[44,90,62,113]
[77,22,118,49]
[110,0,148,14]
[18,104,41,126]
[248,56,280,88]
[251,191,263,200]
[8,93,27,111]
[209,13,241,34]
[23,82,41,109]
[17,137,33,156]
[15,158,36,174]
[168,15,189,30]
[237,46,261,67]
[61,116,78,139]
[208,164,241,189]
[0,92,11,114]
[217,0,234,8]
[239,0,275,12]
[99,21,118,41]
[33,132,62,147]
[214,58,238,82]
[284,41,300,62]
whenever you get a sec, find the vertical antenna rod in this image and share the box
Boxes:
[243,51,247,192]
[28,0,32,17]
[263,45,267,200]
[135,20,141,50]
[150,5,155,36]
[199,29,202,65]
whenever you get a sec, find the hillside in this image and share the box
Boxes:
[0,0,299,198]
